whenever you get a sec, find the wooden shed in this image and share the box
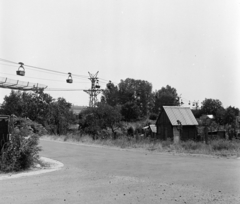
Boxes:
[156,106,198,142]
[142,124,157,138]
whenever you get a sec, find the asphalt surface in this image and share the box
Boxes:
[1,139,240,204]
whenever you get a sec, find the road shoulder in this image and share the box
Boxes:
[0,157,64,181]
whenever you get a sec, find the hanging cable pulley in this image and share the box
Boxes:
[16,62,25,76]
[95,79,100,89]
[66,72,73,83]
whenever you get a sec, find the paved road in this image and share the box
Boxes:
[1,139,240,204]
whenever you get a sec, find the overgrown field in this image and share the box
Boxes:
[42,134,240,158]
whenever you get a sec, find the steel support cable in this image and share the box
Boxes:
[0,64,107,83]
[0,58,89,79]
[0,58,113,83]
[0,58,19,65]
[0,71,90,83]
[0,62,69,77]
[0,62,18,67]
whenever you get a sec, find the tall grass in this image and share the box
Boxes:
[42,134,240,157]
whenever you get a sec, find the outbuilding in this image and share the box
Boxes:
[156,106,198,142]
[142,124,157,138]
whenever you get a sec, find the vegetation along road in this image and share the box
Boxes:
[1,139,240,204]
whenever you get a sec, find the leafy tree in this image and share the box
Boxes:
[22,90,54,125]
[215,107,226,125]
[201,98,224,116]
[47,97,75,135]
[118,78,152,117]
[102,78,153,118]
[96,103,122,138]
[152,85,179,113]
[1,89,54,125]
[102,81,119,106]
[79,103,122,139]
[191,109,202,118]
[120,102,141,121]
[224,106,239,125]
[1,90,75,135]
[1,90,23,116]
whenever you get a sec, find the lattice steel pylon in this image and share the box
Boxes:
[83,72,103,107]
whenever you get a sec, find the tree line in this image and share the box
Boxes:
[0,78,239,137]
[0,89,76,135]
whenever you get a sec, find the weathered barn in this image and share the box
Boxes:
[156,106,198,142]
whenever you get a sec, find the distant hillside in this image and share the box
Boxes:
[71,105,88,115]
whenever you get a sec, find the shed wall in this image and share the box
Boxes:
[156,110,198,141]
[181,126,198,141]
[156,110,173,140]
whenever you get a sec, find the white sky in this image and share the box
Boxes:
[0,0,240,108]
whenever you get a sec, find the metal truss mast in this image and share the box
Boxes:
[83,72,103,107]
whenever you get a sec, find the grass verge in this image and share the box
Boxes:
[41,134,240,158]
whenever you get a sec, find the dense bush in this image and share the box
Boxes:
[0,130,41,172]
[13,117,48,136]
[0,118,42,172]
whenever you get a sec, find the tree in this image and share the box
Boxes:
[201,98,224,116]
[224,106,240,125]
[1,90,75,135]
[21,90,54,125]
[191,109,202,118]
[152,85,179,113]
[102,81,119,106]
[47,97,75,135]
[1,90,54,125]
[96,103,122,138]
[215,107,226,125]
[120,102,141,121]
[1,90,23,116]
[79,103,122,139]
[118,78,152,117]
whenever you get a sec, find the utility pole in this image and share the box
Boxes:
[84,72,103,107]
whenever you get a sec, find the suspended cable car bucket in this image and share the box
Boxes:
[16,62,25,76]
[66,72,73,83]
[94,79,100,89]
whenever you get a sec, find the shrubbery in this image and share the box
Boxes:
[13,117,48,136]
[0,118,42,172]
[210,139,238,151]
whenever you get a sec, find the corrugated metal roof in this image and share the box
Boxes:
[149,125,156,133]
[142,125,156,133]
[163,106,198,126]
